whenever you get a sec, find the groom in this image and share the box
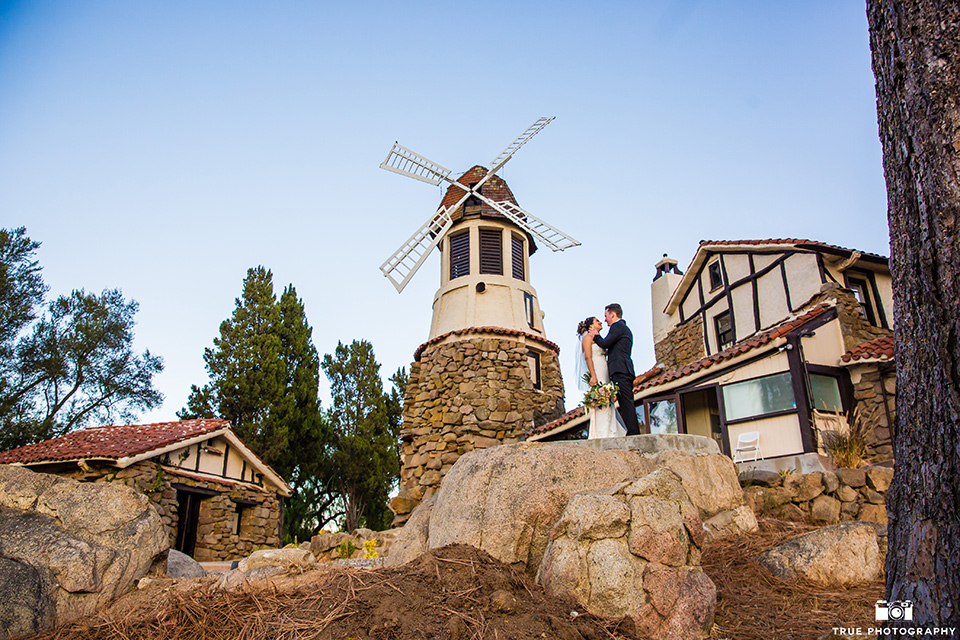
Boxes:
[590,303,641,436]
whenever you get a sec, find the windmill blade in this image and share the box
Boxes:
[478,195,580,252]
[380,192,471,292]
[488,117,555,174]
[380,143,452,186]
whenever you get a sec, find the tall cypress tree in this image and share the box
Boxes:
[180,268,335,541]
[181,267,293,476]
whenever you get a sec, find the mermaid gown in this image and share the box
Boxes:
[587,342,627,439]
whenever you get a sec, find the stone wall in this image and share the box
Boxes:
[391,334,564,524]
[64,460,282,561]
[852,364,896,462]
[740,465,892,525]
[654,314,705,371]
[812,282,891,352]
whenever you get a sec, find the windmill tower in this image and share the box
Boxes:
[380,118,580,523]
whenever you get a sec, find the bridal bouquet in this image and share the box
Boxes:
[583,380,618,409]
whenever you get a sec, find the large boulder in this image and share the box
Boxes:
[0,464,168,639]
[166,549,206,579]
[757,522,883,587]
[537,469,715,640]
[391,437,749,576]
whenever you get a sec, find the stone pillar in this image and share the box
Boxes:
[390,330,564,525]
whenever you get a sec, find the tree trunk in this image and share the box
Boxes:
[867,0,960,626]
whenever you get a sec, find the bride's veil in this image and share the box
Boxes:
[575,334,591,391]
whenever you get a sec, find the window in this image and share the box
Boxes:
[524,292,536,328]
[810,374,843,412]
[648,399,679,434]
[526,350,541,389]
[722,372,796,421]
[708,261,723,290]
[848,277,877,325]
[715,311,733,351]
[231,498,259,536]
[511,234,525,280]
[479,228,503,275]
[449,231,469,279]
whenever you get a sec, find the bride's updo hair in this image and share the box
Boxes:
[577,316,597,336]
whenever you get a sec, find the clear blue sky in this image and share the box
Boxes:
[0,1,888,423]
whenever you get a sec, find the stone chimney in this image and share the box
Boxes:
[651,254,683,346]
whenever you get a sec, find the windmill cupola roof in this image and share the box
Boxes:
[440,166,537,254]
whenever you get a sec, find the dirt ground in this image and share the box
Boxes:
[32,519,884,640]
[703,518,884,640]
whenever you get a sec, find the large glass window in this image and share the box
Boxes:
[722,372,796,421]
[648,399,679,434]
[810,374,843,412]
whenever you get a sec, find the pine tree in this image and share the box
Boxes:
[868,0,960,625]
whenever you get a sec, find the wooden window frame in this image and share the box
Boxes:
[708,260,723,291]
[479,228,503,275]
[449,230,470,280]
[511,234,525,280]
[715,311,734,351]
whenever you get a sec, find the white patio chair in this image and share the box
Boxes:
[733,431,763,462]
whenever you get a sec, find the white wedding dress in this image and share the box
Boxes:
[586,342,627,439]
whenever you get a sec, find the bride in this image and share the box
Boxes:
[577,316,627,439]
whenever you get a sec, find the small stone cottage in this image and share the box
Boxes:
[0,419,291,561]
[529,239,895,469]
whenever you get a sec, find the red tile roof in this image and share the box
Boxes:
[841,333,895,363]
[525,304,833,439]
[0,419,230,465]
[415,326,560,361]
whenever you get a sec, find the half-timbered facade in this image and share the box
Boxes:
[529,239,895,468]
[0,419,291,560]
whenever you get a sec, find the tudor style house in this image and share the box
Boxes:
[0,419,291,561]
[529,239,896,469]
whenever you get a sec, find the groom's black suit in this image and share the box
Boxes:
[593,319,641,436]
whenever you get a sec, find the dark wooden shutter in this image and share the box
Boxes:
[479,229,502,275]
[450,231,470,279]
[512,235,525,280]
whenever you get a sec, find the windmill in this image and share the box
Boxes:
[379,118,576,525]
[379,116,580,294]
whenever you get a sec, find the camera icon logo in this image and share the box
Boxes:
[876,600,914,621]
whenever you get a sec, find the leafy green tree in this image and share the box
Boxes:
[321,340,402,532]
[1,289,163,450]
[0,228,46,358]
[0,227,163,450]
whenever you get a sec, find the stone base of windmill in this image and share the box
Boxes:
[390,332,565,525]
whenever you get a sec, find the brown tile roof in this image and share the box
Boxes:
[0,419,230,465]
[439,166,519,213]
[841,333,895,363]
[524,406,586,438]
[635,304,832,392]
[524,304,833,440]
[700,239,889,262]
[415,326,560,361]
